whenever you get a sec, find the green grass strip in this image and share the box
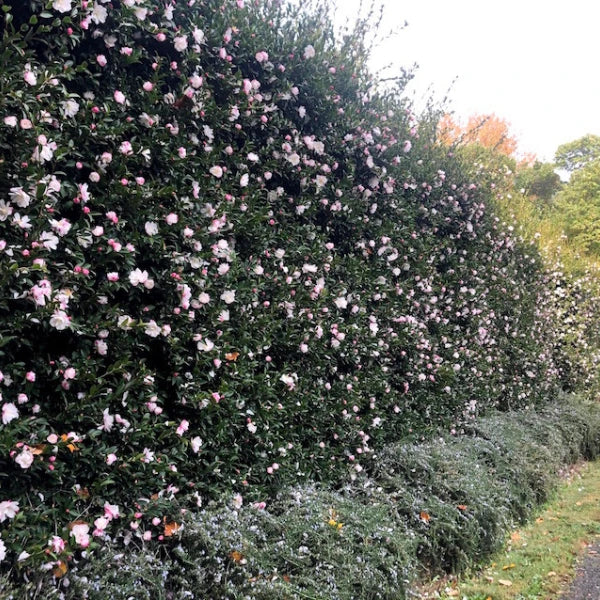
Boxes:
[424,459,600,600]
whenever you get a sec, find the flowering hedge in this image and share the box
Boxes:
[0,0,587,581]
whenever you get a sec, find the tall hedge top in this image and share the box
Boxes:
[0,0,564,572]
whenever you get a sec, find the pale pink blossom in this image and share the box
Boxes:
[70,523,90,547]
[114,90,126,104]
[1,403,18,425]
[103,502,120,520]
[0,501,20,524]
[15,448,34,469]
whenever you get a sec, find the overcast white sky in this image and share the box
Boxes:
[335,0,600,162]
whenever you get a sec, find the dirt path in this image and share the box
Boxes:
[560,542,600,600]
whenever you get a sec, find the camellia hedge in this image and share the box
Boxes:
[0,0,599,585]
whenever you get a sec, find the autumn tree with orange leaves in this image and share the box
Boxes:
[438,113,519,157]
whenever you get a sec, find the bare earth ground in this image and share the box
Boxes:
[560,541,600,600]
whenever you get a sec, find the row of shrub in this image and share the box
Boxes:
[3,0,600,588]
[2,396,598,599]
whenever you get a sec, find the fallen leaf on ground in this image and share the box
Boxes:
[498,579,513,586]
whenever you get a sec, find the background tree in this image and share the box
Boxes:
[438,112,519,156]
[554,134,600,173]
[515,160,563,206]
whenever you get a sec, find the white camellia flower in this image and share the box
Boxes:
[1,403,18,425]
[303,44,316,59]
[90,3,108,24]
[220,290,236,304]
[196,338,214,352]
[334,296,348,309]
[117,315,135,330]
[15,448,34,469]
[144,320,162,338]
[0,501,19,523]
[50,310,70,331]
[52,0,72,11]
[280,373,298,390]
[286,152,300,166]
[209,165,223,178]
[9,187,30,208]
[129,268,149,286]
[240,173,249,187]
[61,99,80,118]
[174,36,188,52]
[144,221,159,235]
[190,436,203,453]
[0,200,13,222]
[0,539,6,562]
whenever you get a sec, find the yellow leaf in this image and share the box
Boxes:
[419,511,431,522]
[535,517,544,523]
[457,504,467,511]
[225,352,240,361]
[53,561,68,578]
[163,521,180,537]
[498,579,512,586]
[502,563,516,570]
[230,550,244,563]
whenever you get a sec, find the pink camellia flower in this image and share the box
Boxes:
[23,66,37,86]
[113,90,126,104]
[106,453,118,465]
[119,141,133,155]
[3,116,17,127]
[70,523,90,548]
[177,147,186,158]
[93,516,109,536]
[48,536,65,554]
[96,54,107,67]
[104,502,120,520]
[165,213,178,225]
[25,371,36,382]
[176,419,189,436]
[142,81,153,92]
[107,272,119,282]
[255,51,269,63]
[209,165,223,178]
[63,367,76,380]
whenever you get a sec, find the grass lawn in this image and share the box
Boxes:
[415,459,600,600]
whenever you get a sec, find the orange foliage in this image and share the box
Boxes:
[438,113,519,157]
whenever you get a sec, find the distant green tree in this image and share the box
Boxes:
[553,160,600,255]
[515,161,562,206]
[555,134,600,173]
